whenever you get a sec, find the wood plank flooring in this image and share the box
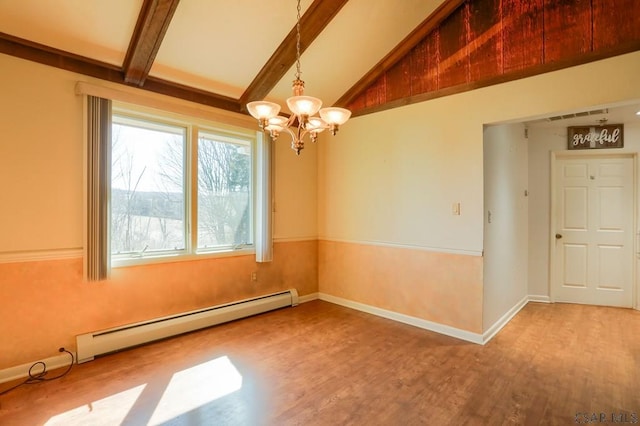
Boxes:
[0,301,639,425]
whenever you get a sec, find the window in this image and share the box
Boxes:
[196,132,252,250]
[111,117,186,255]
[110,107,255,265]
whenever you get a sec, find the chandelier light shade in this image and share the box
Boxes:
[246,0,351,155]
[319,107,352,135]
[246,101,280,127]
[286,95,322,117]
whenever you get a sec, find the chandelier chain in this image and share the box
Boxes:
[295,0,302,80]
[244,0,351,155]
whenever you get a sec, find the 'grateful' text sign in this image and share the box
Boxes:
[568,124,624,150]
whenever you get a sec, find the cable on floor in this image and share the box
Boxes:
[0,348,74,397]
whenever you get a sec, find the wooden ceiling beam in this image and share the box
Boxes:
[335,0,465,108]
[143,76,241,112]
[123,0,180,86]
[0,32,124,81]
[0,31,242,114]
[239,0,349,108]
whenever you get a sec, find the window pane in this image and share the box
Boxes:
[197,134,252,249]
[111,118,186,255]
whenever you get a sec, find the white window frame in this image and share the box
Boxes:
[111,102,257,268]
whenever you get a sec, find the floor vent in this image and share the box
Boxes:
[76,289,299,363]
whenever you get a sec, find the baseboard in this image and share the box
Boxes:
[528,295,552,303]
[298,292,319,303]
[318,293,483,344]
[0,293,548,383]
[482,296,529,344]
[0,352,76,385]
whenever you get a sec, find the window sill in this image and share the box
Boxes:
[111,248,256,268]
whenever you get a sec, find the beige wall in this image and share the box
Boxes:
[320,51,640,251]
[0,55,84,252]
[318,94,484,252]
[483,123,528,330]
[318,51,640,333]
[274,138,318,240]
[0,53,319,369]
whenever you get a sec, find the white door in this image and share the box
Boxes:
[553,156,634,307]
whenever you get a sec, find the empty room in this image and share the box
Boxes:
[1,0,639,424]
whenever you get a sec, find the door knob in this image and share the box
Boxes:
[555,233,563,239]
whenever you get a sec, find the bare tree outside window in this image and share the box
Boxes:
[197,135,251,249]
[111,119,185,255]
[110,114,253,260]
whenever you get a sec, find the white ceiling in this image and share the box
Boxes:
[149,0,316,99]
[0,0,143,66]
[0,0,447,106]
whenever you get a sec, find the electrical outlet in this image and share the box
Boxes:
[251,272,257,282]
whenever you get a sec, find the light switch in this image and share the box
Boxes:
[452,202,461,215]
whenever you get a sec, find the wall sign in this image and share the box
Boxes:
[568,124,624,150]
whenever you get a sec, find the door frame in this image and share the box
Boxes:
[549,151,638,309]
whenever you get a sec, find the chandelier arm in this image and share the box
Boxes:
[274,125,317,144]
[299,127,312,141]
[285,114,296,128]
[283,126,296,140]
[272,126,296,146]
[295,119,304,141]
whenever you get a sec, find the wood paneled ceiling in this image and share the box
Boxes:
[0,0,638,119]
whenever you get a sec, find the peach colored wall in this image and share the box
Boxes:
[0,241,317,370]
[318,240,483,333]
[0,53,320,370]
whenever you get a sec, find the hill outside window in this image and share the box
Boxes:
[110,107,255,266]
[83,89,272,281]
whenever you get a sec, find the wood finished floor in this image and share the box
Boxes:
[0,301,639,425]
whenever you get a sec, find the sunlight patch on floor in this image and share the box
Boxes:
[45,384,147,425]
[148,355,243,425]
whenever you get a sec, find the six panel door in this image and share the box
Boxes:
[554,156,633,307]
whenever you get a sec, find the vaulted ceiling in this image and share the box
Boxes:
[0,0,453,115]
[1,0,639,123]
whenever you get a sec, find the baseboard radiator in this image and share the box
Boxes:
[76,289,299,363]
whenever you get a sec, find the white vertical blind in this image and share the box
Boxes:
[255,132,273,262]
[86,95,111,281]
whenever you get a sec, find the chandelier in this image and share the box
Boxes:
[246,0,351,155]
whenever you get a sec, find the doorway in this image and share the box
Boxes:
[550,154,635,307]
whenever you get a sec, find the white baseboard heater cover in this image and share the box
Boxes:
[76,289,299,363]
